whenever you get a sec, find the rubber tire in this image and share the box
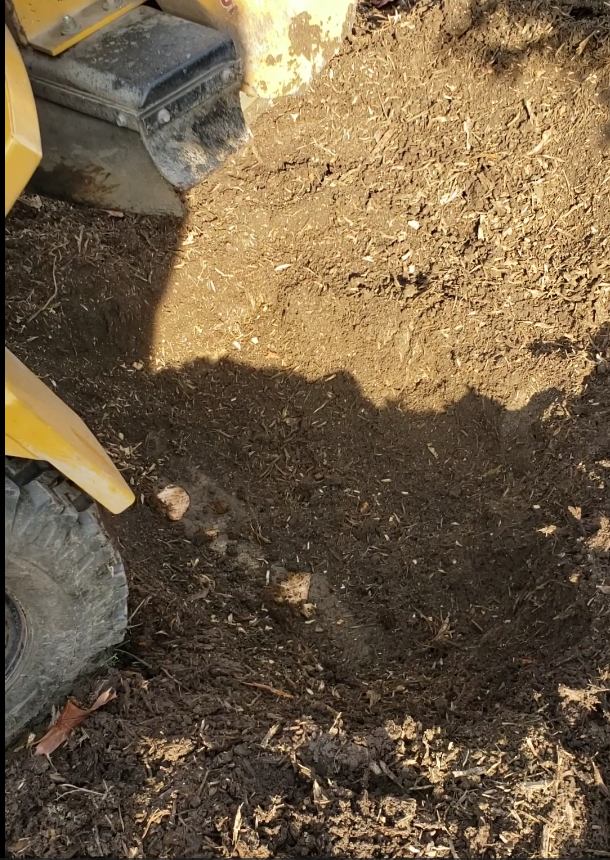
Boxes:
[5,458,128,746]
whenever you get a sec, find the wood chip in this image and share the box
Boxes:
[268,572,311,605]
[592,761,609,797]
[232,803,243,846]
[153,484,190,521]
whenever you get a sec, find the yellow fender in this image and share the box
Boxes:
[158,0,355,101]
[6,28,133,513]
[5,25,42,216]
[5,350,135,514]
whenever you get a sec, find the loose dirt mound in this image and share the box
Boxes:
[5,1,609,857]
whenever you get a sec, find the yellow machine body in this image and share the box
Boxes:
[6,0,145,55]
[4,350,135,515]
[4,26,42,216]
[5,23,134,514]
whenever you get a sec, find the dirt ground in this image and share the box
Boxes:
[5,1,610,857]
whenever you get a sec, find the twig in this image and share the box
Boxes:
[160,666,184,688]
[114,648,155,672]
[128,596,151,624]
[27,260,59,323]
[237,679,294,699]
[58,782,109,799]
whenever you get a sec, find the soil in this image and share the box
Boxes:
[5,1,610,857]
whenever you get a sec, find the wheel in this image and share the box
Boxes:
[5,458,128,746]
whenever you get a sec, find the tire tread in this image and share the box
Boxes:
[5,457,128,746]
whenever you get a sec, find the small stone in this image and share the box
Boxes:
[197,528,219,544]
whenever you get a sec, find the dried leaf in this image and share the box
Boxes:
[35,687,116,755]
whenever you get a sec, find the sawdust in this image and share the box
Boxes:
[5,1,609,857]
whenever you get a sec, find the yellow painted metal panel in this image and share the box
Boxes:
[158,0,355,100]
[5,349,135,514]
[5,26,42,216]
[8,0,145,55]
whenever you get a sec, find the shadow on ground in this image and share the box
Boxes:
[5,210,609,852]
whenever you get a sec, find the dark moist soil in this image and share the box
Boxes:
[5,1,610,857]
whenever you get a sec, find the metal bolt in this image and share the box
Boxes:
[157,109,171,125]
[61,15,80,35]
[116,112,127,127]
